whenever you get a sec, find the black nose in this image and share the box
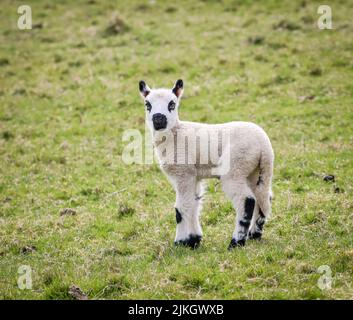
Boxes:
[152,113,167,130]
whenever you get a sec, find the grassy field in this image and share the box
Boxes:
[0,0,352,299]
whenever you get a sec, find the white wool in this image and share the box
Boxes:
[139,80,274,247]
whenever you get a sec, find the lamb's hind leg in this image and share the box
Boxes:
[247,172,266,241]
[221,176,256,249]
[174,178,203,249]
[247,165,272,240]
[248,204,266,240]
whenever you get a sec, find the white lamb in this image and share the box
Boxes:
[139,79,274,249]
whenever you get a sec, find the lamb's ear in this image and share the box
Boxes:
[139,80,151,98]
[172,79,183,99]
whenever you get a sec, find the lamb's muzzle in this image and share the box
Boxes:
[152,113,167,130]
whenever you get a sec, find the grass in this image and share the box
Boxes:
[0,0,352,299]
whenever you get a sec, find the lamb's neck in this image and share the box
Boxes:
[152,126,179,150]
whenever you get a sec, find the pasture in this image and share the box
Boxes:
[0,0,352,299]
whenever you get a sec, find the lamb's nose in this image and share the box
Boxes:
[152,113,167,130]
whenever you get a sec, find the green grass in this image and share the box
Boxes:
[0,0,352,299]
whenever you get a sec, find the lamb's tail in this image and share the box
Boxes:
[254,149,274,218]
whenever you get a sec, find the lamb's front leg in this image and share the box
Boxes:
[174,180,203,249]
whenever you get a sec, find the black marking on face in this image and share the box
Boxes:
[174,234,202,249]
[175,208,182,224]
[168,100,176,112]
[145,100,152,112]
[244,197,255,220]
[228,238,246,250]
[259,208,265,218]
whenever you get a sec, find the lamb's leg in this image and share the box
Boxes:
[174,179,203,249]
[221,177,255,249]
[248,204,266,240]
[248,169,272,240]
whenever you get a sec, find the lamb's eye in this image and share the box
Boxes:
[145,101,152,112]
[168,101,176,112]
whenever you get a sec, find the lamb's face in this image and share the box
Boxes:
[139,80,183,132]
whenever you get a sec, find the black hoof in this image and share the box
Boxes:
[228,238,245,250]
[249,231,262,240]
[174,234,202,249]
[248,231,262,240]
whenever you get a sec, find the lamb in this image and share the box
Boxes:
[139,79,274,250]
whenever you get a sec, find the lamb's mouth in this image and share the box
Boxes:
[153,123,167,131]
